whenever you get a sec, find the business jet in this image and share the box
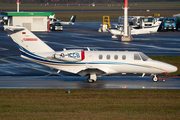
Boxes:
[107,20,161,38]
[48,15,76,25]
[6,26,177,83]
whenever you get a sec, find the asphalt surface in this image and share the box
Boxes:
[0,22,180,89]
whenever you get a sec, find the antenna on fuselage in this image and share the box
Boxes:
[87,47,90,51]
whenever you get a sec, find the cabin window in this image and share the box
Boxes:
[114,55,118,60]
[134,54,141,60]
[99,54,103,59]
[106,55,110,60]
[122,55,126,60]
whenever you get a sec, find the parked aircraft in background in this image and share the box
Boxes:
[0,14,8,24]
[107,18,162,38]
[48,15,76,25]
[6,26,177,83]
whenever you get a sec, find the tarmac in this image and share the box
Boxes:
[0,21,180,89]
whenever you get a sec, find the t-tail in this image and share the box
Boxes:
[6,26,55,56]
[69,15,76,23]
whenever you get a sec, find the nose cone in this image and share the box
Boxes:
[159,61,178,73]
[152,60,178,74]
[167,64,178,73]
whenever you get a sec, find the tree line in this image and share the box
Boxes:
[0,0,179,4]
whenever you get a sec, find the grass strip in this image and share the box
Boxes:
[0,89,180,120]
[53,10,180,21]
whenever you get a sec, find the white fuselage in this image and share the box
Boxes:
[21,50,177,76]
[49,20,74,25]
[48,18,74,25]
[6,26,177,82]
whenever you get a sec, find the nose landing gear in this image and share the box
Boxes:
[153,75,158,82]
[152,74,167,82]
[151,74,158,82]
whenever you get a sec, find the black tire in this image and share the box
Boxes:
[87,79,94,83]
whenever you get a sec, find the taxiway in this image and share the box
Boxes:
[0,22,180,89]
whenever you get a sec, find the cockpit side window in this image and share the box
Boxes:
[134,54,141,60]
[139,53,150,61]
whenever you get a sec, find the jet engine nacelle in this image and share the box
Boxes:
[53,50,85,62]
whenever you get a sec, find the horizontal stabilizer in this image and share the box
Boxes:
[6,27,25,33]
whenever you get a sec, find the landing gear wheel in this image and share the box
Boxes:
[87,78,94,83]
[152,76,158,82]
[87,74,97,83]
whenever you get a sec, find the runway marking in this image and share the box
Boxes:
[29,67,61,76]
[129,43,180,51]
[73,34,180,51]
[0,47,8,51]
[44,41,102,49]
[45,36,180,52]
[73,35,108,42]
[72,33,96,37]
[0,56,60,75]
[0,57,13,64]
[42,32,180,52]
[44,41,80,48]
[133,37,180,42]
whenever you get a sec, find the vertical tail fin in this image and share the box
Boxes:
[6,26,54,54]
[69,15,76,23]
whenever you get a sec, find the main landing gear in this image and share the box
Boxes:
[87,74,97,83]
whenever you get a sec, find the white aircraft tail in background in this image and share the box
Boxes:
[48,15,76,25]
[6,26,177,83]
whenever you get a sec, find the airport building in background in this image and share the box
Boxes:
[1,12,54,31]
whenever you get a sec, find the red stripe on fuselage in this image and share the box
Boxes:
[23,38,38,41]
[81,50,85,60]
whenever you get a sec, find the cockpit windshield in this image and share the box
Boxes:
[143,18,154,22]
[139,53,151,61]
[165,19,175,23]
